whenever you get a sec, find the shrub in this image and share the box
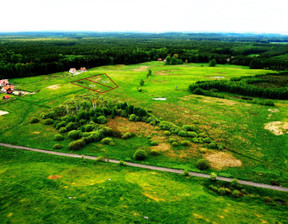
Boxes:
[183,125,196,131]
[225,188,232,195]
[193,87,205,95]
[172,142,178,147]
[155,126,160,130]
[164,131,171,136]
[53,134,64,141]
[183,169,189,176]
[199,148,207,153]
[59,127,67,133]
[68,130,82,140]
[203,137,211,143]
[65,122,78,131]
[129,114,136,121]
[43,118,54,125]
[168,138,176,143]
[240,189,247,195]
[178,130,188,137]
[101,137,113,145]
[208,142,217,149]
[151,140,159,146]
[198,133,207,138]
[68,139,85,150]
[53,144,63,149]
[181,140,190,146]
[159,121,174,130]
[187,131,198,138]
[85,124,94,132]
[232,190,240,198]
[150,149,161,156]
[231,178,239,187]
[56,121,66,130]
[109,142,115,146]
[122,132,132,139]
[191,137,199,143]
[133,149,147,161]
[97,116,107,124]
[218,187,226,195]
[119,160,127,166]
[217,143,225,151]
[196,159,210,170]
[263,196,273,203]
[210,172,217,181]
[30,117,39,124]
[95,155,106,162]
[209,185,218,192]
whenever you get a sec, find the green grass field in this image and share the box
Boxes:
[1,147,287,224]
[0,61,287,188]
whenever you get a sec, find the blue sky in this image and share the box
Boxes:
[1,0,287,34]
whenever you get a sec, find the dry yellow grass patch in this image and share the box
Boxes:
[143,192,166,202]
[132,66,148,71]
[205,151,242,170]
[151,143,170,152]
[156,71,171,76]
[48,175,62,179]
[47,84,60,90]
[33,131,40,134]
[106,117,157,137]
[264,121,288,135]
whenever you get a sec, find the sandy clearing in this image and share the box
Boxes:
[205,151,242,170]
[132,66,148,72]
[264,121,288,135]
[47,84,60,90]
[0,111,9,116]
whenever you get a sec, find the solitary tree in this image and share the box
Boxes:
[140,79,144,86]
[209,59,217,67]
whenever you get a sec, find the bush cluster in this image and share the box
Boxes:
[133,149,147,161]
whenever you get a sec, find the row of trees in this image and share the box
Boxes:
[1,34,288,79]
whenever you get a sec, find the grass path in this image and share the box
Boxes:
[1,143,287,192]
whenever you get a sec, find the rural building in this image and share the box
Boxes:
[0,79,9,86]
[79,67,88,72]
[2,95,10,100]
[2,85,15,94]
[69,68,77,74]
[158,58,163,61]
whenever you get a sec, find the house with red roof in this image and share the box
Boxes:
[69,68,77,74]
[1,85,15,94]
[0,79,9,86]
[2,95,10,100]
[79,67,88,72]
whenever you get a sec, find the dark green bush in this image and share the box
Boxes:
[183,125,196,131]
[59,127,67,133]
[56,121,66,130]
[178,130,188,137]
[66,122,79,131]
[53,144,63,149]
[164,131,171,136]
[232,190,240,198]
[68,139,85,150]
[168,138,176,143]
[119,160,127,166]
[208,142,217,149]
[196,159,210,170]
[43,118,54,125]
[122,132,132,139]
[218,188,226,195]
[133,149,147,161]
[97,116,107,124]
[159,121,174,130]
[151,140,159,146]
[231,178,239,187]
[203,137,211,143]
[68,130,82,140]
[198,133,207,138]
[183,169,189,176]
[150,149,161,156]
[181,140,190,146]
[129,114,136,121]
[192,137,199,143]
[53,134,64,141]
[172,142,178,147]
[30,117,39,124]
[210,172,217,181]
[101,137,113,145]
[187,131,198,138]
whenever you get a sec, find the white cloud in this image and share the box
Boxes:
[0,0,287,33]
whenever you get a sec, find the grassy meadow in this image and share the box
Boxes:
[0,61,288,188]
[1,147,287,224]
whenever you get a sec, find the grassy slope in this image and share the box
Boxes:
[0,62,287,185]
[0,147,287,224]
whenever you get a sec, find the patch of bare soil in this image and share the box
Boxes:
[0,111,9,116]
[106,117,157,137]
[264,121,288,135]
[47,84,60,90]
[205,151,242,170]
[151,143,170,152]
[156,71,170,76]
[48,175,62,179]
[132,66,148,72]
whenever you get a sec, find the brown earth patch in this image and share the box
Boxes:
[48,175,62,179]
[264,121,288,135]
[156,71,170,76]
[132,66,148,72]
[47,84,60,90]
[205,151,242,170]
[106,117,157,137]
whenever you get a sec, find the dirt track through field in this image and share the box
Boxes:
[0,143,287,192]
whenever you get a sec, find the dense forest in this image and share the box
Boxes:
[0,32,288,79]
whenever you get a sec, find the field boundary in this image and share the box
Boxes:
[0,143,287,192]
[71,73,118,93]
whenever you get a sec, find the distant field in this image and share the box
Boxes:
[1,148,287,224]
[0,62,287,187]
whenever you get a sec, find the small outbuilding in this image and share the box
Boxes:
[79,67,88,72]
[69,68,77,74]
[2,95,10,100]
[0,79,9,86]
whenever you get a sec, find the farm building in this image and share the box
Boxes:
[0,79,9,86]
[1,85,15,94]
[157,58,163,61]
[69,68,77,74]
[2,95,10,100]
[79,67,88,72]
